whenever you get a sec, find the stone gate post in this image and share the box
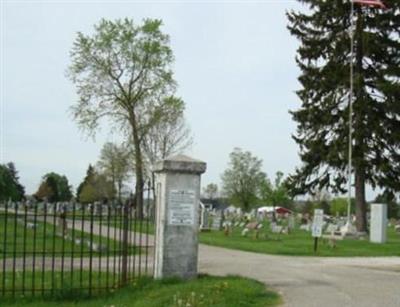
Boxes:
[153,155,206,279]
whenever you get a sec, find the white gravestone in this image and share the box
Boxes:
[370,203,387,244]
[212,212,223,230]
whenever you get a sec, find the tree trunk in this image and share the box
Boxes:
[134,141,144,220]
[353,8,367,233]
[118,180,122,203]
[355,168,367,232]
[130,113,144,220]
[151,172,156,220]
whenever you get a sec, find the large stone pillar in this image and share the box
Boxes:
[370,203,387,244]
[153,155,206,279]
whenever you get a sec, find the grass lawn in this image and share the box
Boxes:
[0,271,119,299]
[108,219,155,234]
[199,226,400,257]
[1,275,281,307]
[95,219,400,257]
[0,215,138,258]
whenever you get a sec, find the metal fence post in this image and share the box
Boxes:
[121,203,129,285]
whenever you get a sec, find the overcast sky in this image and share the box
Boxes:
[1,0,378,200]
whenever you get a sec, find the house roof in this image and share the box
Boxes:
[257,206,292,213]
[200,198,230,210]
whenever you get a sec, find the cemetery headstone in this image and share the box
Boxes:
[199,204,210,231]
[325,223,337,234]
[288,215,295,231]
[370,203,387,243]
[212,211,223,230]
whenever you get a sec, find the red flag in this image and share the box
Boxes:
[353,0,387,9]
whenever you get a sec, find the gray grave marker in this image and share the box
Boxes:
[370,203,387,243]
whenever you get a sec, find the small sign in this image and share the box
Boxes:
[168,190,196,226]
[312,209,324,238]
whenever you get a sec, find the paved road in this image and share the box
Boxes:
[198,244,400,307]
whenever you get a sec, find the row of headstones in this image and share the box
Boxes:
[303,217,400,234]
[0,201,140,216]
[199,205,400,236]
[300,217,349,233]
[200,208,298,234]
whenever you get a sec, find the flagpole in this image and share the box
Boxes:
[347,0,354,226]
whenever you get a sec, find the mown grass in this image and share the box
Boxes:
[0,215,138,258]
[199,226,400,257]
[109,219,400,257]
[0,271,119,300]
[1,274,281,307]
[108,219,155,234]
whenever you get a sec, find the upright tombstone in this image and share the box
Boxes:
[288,215,296,232]
[211,211,223,231]
[153,155,206,279]
[370,203,387,244]
[199,202,210,231]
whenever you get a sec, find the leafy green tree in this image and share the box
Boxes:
[287,1,400,232]
[97,142,131,201]
[331,197,356,217]
[0,162,25,201]
[374,192,400,219]
[301,200,315,215]
[68,18,182,218]
[77,165,115,204]
[221,148,266,211]
[316,199,331,215]
[35,180,55,202]
[310,189,331,215]
[35,173,72,202]
[77,164,96,202]
[261,172,292,221]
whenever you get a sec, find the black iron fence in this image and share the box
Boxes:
[0,196,154,298]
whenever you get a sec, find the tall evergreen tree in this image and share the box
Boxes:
[76,165,96,202]
[287,1,400,232]
[77,164,115,204]
[374,192,400,219]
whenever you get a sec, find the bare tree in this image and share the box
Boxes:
[143,115,192,167]
[142,114,193,200]
[203,183,218,199]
